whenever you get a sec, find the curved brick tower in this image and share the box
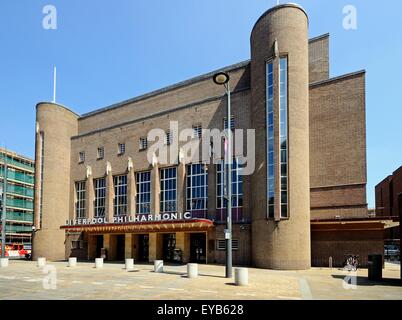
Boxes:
[33,103,78,261]
[250,4,311,270]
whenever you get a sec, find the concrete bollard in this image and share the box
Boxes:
[187,263,198,278]
[234,268,249,286]
[154,260,163,273]
[95,258,104,269]
[37,257,46,268]
[0,258,9,268]
[68,257,77,267]
[125,258,134,271]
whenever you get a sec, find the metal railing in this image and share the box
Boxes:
[0,169,34,185]
[6,184,34,198]
[0,155,34,172]
[6,212,33,223]
[6,198,34,210]
[5,225,33,233]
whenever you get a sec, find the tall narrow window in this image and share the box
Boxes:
[186,164,208,218]
[136,171,151,214]
[75,181,86,218]
[114,175,127,216]
[39,131,44,229]
[266,62,275,218]
[216,158,243,222]
[279,57,288,218]
[160,167,177,213]
[94,178,106,218]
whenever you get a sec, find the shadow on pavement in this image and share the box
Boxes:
[332,274,402,287]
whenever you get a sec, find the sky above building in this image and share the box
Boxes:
[0,0,401,208]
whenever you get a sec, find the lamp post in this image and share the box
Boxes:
[213,72,232,278]
[1,151,7,258]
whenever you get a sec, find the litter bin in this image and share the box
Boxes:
[368,254,382,281]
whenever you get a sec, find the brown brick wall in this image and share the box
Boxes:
[311,229,384,267]
[375,176,393,217]
[77,66,250,136]
[309,72,367,219]
[309,34,329,83]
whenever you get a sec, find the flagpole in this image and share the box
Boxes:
[53,66,57,103]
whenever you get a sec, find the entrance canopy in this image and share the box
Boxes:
[60,218,214,234]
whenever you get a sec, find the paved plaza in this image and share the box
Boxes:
[0,260,401,300]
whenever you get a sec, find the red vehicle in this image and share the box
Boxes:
[0,244,31,259]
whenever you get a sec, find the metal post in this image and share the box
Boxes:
[1,151,7,258]
[225,83,232,279]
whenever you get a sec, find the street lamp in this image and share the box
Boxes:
[213,71,233,278]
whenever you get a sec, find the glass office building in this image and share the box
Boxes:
[0,148,34,253]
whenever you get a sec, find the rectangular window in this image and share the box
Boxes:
[136,171,151,214]
[79,152,85,163]
[160,167,177,213]
[279,57,288,218]
[139,137,148,151]
[266,61,275,219]
[216,158,243,222]
[118,143,125,155]
[75,181,86,218]
[114,175,127,216]
[186,163,208,218]
[97,147,104,160]
[193,124,202,139]
[94,178,106,218]
[216,239,239,251]
[224,116,235,131]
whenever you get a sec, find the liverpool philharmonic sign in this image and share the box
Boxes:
[65,212,193,226]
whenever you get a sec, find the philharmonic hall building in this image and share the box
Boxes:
[33,4,394,269]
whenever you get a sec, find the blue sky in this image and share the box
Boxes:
[0,0,401,208]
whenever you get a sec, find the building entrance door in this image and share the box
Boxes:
[95,235,103,258]
[138,234,149,262]
[190,233,206,264]
[116,235,125,261]
[163,234,176,262]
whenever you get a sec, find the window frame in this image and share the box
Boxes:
[186,163,208,217]
[160,167,177,214]
[97,147,104,160]
[118,143,126,156]
[216,158,244,210]
[78,152,85,164]
[139,137,148,151]
[192,124,202,139]
[266,60,275,219]
[75,181,86,218]
[113,174,128,217]
[94,177,106,218]
[136,171,151,215]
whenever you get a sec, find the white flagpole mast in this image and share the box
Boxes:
[53,66,57,103]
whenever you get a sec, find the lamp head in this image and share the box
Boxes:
[213,72,230,85]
